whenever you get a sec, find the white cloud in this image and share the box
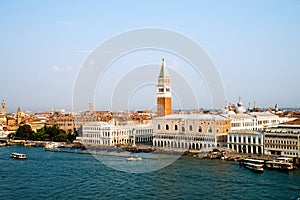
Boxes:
[50,65,77,73]
[50,65,64,73]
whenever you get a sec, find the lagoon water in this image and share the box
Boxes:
[1,145,300,200]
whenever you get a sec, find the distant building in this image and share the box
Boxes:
[248,112,292,131]
[235,97,246,114]
[221,113,255,131]
[17,107,22,124]
[153,114,231,151]
[47,113,75,133]
[221,111,295,131]
[82,122,153,146]
[157,58,172,117]
[89,102,94,113]
[264,124,300,157]
[1,100,6,115]
[227,130,264,154]
[0,100,7,125]
[28,118,46,132]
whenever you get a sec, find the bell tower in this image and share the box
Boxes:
[1,100,6,115]
[17,107,22,124]
[157,58,172,117]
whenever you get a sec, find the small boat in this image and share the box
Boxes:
[125,157,142,161]
[10,153,26,159]
[242,158,264,172]
[44,142,59,151]
[265,157,294,171]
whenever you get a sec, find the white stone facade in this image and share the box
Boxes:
[153,114,230,151]
[264,125,300,157]
[227,130,264,154]
[221,112,295,131]
[82,122,153,146]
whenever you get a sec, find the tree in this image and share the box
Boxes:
[15,124,34,140]
[67,129,78,143]
[53,133,67,142]
[13,124,71,142]
[34,127,48,141]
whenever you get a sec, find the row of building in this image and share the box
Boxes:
[1,58,299,159]
[0,99,154,138]
[228,123,300,157]
[82,111,300,157]
[81,58,300,158]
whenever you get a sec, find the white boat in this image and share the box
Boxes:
[265,157,294,171]
[10,153,26,159]
[125,157,142,161]
[44,142,59,151]
[243,158,264,172]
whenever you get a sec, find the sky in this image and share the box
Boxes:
[0,0,300,112]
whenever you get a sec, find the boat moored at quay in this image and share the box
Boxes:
[240,156,297,172]
[241,158,265,172]
[44,142,59,151]
[265,157,295,171]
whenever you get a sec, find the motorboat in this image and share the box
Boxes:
[44,142,59,151]
[125,157,142,161]
[10,153,26,159]
[265,157,294,171]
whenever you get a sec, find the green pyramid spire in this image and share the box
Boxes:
[159,57,169,78]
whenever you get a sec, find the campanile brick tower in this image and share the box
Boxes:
[157,58,172,117]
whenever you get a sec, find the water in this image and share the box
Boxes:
[1,146,300,200]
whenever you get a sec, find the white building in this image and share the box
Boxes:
[248,112,293,131]
[153,114,231,151]
[227,130,264,154]
[82,122,153,146]
[264,124,300,157]
[221,112,295,131]
[221,114,255,131]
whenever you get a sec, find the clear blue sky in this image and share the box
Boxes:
[1,0,299,112]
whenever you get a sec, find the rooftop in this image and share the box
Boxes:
[156,114,227,121]
[220,113,254,119]
[228,130,263,135]
[248,112,278,118]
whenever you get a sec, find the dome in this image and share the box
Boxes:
[235,106,245,114]
[227,110,236,115]
[235,98,245,114]
[221,105,229,114]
